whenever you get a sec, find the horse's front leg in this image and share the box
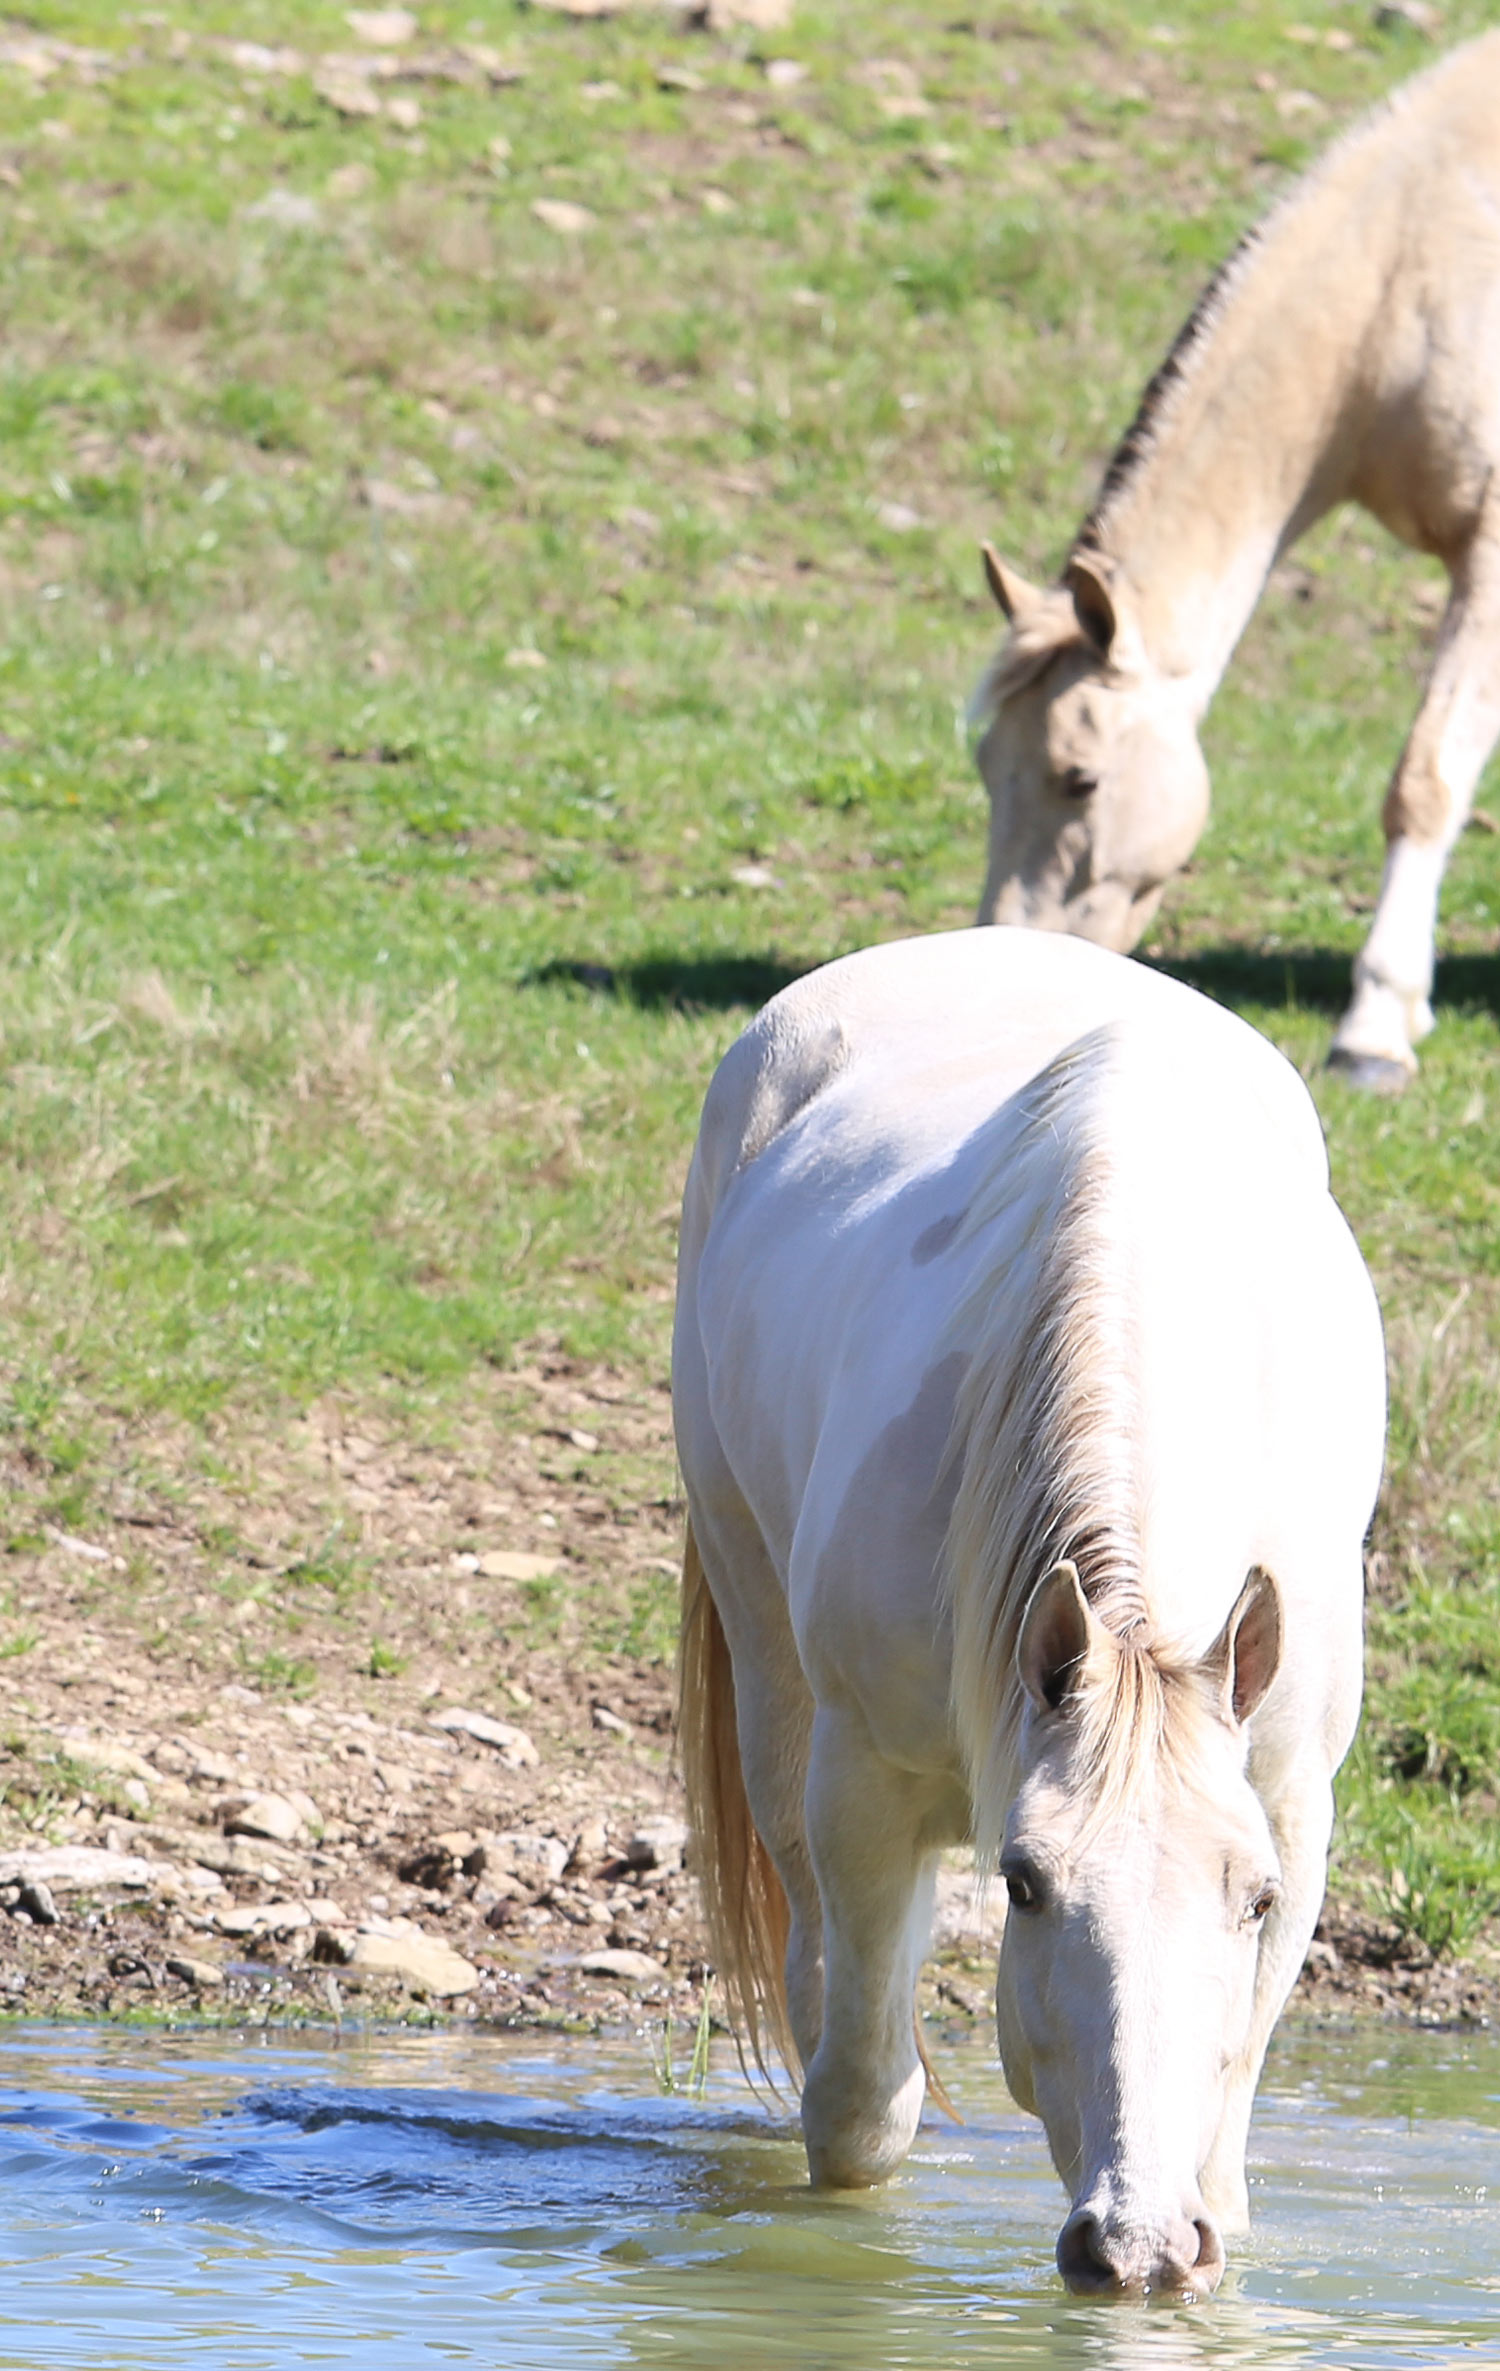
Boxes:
[798,1703,944,2190]
[1331,533,1500,1090]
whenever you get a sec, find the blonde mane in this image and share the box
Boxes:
[940,1027,1214,1862]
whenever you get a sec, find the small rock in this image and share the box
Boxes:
[486,1830,569,1885]
[225,1791,305,1845]
[216,1901,312,1938]
[58,1731,158,1786]
[567,1816,609,1874]
[16,1879,59,1926]
[0,1846,156,1893]
[624,1819,689,1875]
[342,1929,481,1996]
[326,160,375,199]
[430,1708,539,1768]
[166,1954,225,1989]
[503,649,548,671]
[763,59,807,90]
[531,198,596,237]
[874,500,924,533]
[386,94,422,131]
[657,66,704,92]
[713,0,795,33]
[122,1777,150,1813]
[314,68,382,118]
[346,6,417,41]
[592,1704,631,1738]
[478,1550,558,1582]
[574,1948,665,1985]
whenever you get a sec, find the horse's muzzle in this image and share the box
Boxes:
[1056,2204,1226,2300]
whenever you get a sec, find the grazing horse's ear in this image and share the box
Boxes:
[1017,1561,1096,1714]
[1205,1566,1283,1728]
[1064,551,1120,658]
[982,543,1044,624]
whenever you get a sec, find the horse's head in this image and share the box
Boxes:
[972,547,1208,950]
[995,1560,1284,2300]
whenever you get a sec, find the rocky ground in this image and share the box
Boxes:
[0,1357,1494,2040]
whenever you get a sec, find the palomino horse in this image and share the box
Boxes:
[973,30,1500,1092]
[674,930,1384,2296]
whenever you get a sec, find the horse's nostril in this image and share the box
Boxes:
[1189,2215,1226,2291]
[1056,2210,1117,2293]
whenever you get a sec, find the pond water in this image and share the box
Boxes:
[1,2017,1496,2369]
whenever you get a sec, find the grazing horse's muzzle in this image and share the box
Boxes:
[1056,2203,1226,2300]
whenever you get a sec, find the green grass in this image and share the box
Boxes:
[0,0,1498,1949]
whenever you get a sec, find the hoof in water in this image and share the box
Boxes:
[1325,1047,1412,1097]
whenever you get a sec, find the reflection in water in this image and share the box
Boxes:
[0,2021,1497,2369]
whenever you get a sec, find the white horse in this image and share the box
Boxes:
[973,30,1500,1092]
[674,929,1384,2296]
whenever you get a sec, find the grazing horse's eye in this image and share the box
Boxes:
[1246,1884,1278,1926]
[1057,766,1098,799]
[1002,1858,1045,1913]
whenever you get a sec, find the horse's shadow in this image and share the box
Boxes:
[1138,945,1500,1026]
[529,953,808,1013]
[531,944,1500,1025]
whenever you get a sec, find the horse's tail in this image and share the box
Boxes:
[678,1518,797,2083]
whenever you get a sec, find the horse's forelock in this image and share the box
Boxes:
[969,598,1089,734]
[1064,1630,1224,1839]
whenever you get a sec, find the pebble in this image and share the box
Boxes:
[16,1879,59,1926]
[333,1928,481,1996]
[0,1845,156,1893]
[225,1791,311,1845]
[625,1820,689,1875]
[429,1708,539,1768]
[573,1948,666,1986]
[165,1955,225,1988]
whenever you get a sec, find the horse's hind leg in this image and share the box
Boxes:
[799,1702,947,2189]
[1332,522,1500,1088]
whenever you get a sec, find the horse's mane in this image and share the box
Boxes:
[1076,66,1421,560]
[940,1026,1213,1864]
[970,65,1427,737]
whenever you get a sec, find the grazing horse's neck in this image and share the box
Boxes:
[1075,159,1394,705]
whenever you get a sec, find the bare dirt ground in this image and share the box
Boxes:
[1,1359,1495,2040]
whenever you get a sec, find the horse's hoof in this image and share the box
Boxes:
[1325,1047,1412,1096]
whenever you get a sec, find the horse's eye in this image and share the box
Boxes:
[1246,1884,1278,1926]
[1057,766,1098,799]
[1003,1858,1045,1913]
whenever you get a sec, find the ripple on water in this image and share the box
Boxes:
[0,2021,1497,2369]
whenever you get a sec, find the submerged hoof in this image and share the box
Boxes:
[1325,1046,1412,1097]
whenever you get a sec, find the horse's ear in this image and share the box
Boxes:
[1017,1561,1095,1714]
[1205,1566,1283,1728]
[1064,551,1120,658]
[982,543,1044,623]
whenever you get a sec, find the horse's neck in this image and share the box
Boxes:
[1084,189,1391,704]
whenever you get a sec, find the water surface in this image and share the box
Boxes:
[1,2018,1496,2368]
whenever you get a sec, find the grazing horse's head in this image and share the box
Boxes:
[971,548,1209,951]
[995,1560,1284,2301]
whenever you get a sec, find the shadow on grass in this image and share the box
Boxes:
[1152,945,1500,1022]
[529,953,810,1012]
[533,942,1500,1025]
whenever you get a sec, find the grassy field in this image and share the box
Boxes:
[1,0,1498,1959]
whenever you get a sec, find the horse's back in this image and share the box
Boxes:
[676,931,1378,1778]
